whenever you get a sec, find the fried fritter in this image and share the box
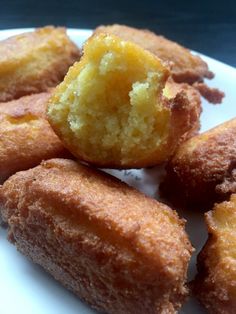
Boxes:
[94,24,213,85]
[194,194,236,313]
[0,158,193,314]
[162,118,236,206]
[0,92,69,184]
[47,33,197,169]
[0,26,80,102]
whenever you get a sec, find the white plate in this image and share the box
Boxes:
[0,28,235,314]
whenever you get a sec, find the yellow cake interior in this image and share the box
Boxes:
[48,33,172,166]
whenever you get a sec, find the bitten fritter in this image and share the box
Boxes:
[0,92,69,184]
[47,33,197,169]
[162,118,236,206]
[0,26,80,102]
[94,24,213,84]
[0,158,193,314]
[194,194,236,314]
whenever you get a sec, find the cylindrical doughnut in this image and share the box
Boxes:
[0,158,193,313]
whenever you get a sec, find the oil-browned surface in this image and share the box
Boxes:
[0,158,193,313]
[193,82,225,104]
[0,93,69,184]
[162,118,236,206]
[194,194,236,313]
[0,26,80,102]
[164,78,202,140]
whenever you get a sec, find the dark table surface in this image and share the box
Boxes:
[0,0,235,68]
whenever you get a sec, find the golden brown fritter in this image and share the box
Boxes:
[0,92,69,184]
[0,158,193,313]
[194,194,236,313]
[47,33,197,169]
[94,24,213,84]
[162,118,236,206]
[0,26,80,102]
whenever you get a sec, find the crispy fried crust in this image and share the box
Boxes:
[0,26,80,102]
[162,118,236,206]
[193,82,225,104]
[193,194,236,313]
[94,24,213,84]
[0,158,193,313]
[164,78,202,140]
[0,92,70,184]
[47,33,197,169]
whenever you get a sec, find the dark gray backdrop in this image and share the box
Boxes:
[0,0,235,67]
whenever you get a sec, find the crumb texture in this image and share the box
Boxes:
[48,33,194,168]
[95,24,213,84]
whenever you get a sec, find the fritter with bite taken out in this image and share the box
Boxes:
[47,33,198,169]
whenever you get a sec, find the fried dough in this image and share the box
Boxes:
[0,26,80,102]
[0,92,69,184]
[163,78,202,139]
[162,118,236,206]
[193,82,225,104]
[94,24,213,84]
[194,194,236,313]
[0,158,193,314]
[47,33,197,169]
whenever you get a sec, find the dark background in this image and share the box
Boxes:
[0,0,235,67]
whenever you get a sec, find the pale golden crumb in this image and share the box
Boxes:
[94,24,213,84]
[94,24,224,104]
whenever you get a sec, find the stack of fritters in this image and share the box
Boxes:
[0,22,232,314]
